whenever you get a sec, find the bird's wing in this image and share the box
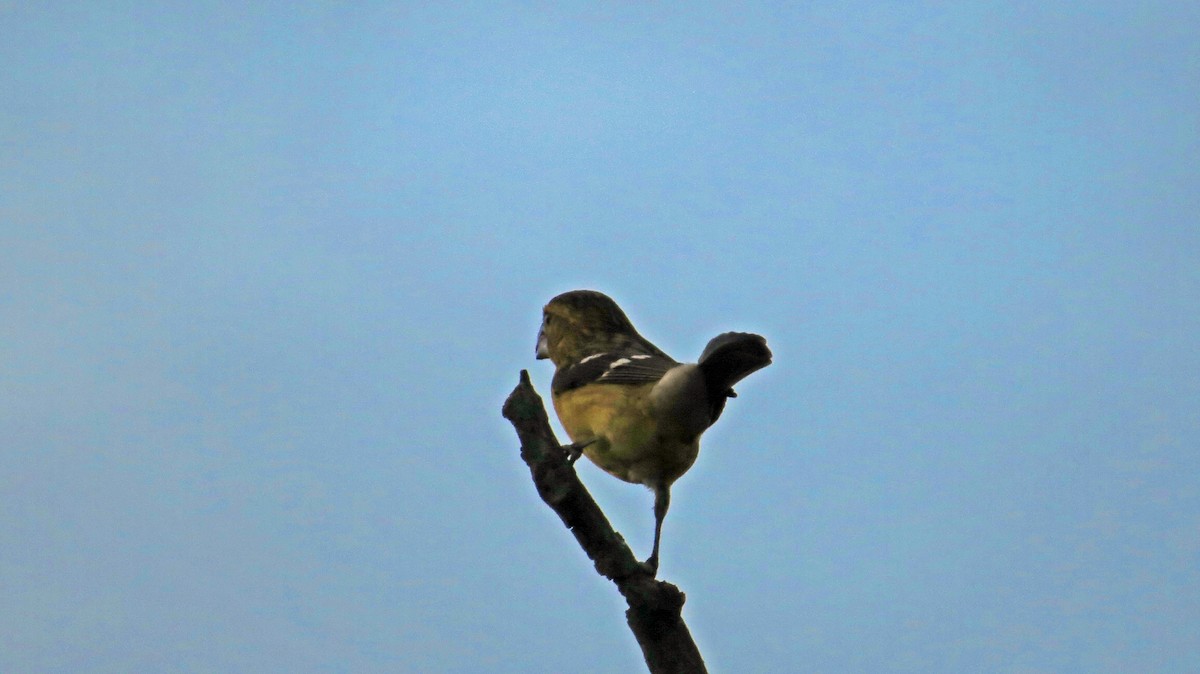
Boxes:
[552,351,678,394]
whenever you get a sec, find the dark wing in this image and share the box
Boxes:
[552,351,678,394]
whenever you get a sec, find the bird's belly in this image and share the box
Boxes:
[553,383,698,487]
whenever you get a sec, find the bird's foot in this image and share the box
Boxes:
[561,440,594,464]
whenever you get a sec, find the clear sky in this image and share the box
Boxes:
[2,3,1197,672]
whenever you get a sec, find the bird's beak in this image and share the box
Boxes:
[535,324,550,359]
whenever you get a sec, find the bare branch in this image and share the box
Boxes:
[502,370,708,674]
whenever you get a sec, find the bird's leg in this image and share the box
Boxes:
[645,484,671,576]
[561,439,594,464]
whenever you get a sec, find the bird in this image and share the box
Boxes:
[535,289,771,574]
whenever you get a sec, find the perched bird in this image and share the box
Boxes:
[535,289,771,574]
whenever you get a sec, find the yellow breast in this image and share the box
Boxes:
[553,382,700,487]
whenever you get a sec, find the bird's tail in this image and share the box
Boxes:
[698,332,772,420]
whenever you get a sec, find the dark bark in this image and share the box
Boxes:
[502,370,708,674]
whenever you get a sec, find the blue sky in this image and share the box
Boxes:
[2,3,1197,672]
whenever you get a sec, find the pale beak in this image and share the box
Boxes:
[535,325,550,359]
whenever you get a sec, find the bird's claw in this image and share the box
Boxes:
[561,440,594,464]
[641,555,659,577]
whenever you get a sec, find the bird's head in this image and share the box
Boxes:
[536,290,639,367]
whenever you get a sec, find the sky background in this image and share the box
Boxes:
[2,3,1198,672]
